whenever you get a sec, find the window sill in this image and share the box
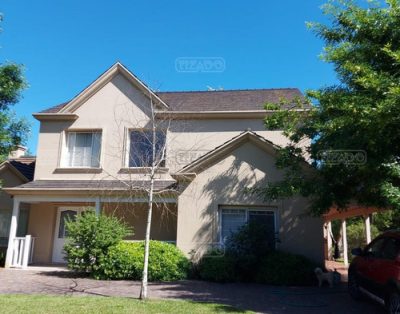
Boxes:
[54,167,103,174]
[118,167,169,174]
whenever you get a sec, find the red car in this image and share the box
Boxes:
[348,231,400,313]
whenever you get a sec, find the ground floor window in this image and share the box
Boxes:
[220,207,277,246]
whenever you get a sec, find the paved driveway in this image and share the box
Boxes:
[0,267,383,314]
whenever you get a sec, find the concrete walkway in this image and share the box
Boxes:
[0,267,383,314]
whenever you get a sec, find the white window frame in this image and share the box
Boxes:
[218,206,278,247]
[125,128,167,168]
[61,130,103,168]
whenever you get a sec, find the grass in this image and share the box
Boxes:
[0,295,253,313]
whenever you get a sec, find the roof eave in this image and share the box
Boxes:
[3,187,178,196]
[0,162,29,183]
[177,131,279,174]
[33,113,79,121]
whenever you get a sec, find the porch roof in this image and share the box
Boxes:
[323,205,384,222]
[4,179,177,195]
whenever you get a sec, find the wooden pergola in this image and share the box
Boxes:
[323,205,384,266]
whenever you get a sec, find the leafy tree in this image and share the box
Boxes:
[262,0,400,215]
[0,16,29,160]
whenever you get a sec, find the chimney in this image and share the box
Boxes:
[8,145,27,159]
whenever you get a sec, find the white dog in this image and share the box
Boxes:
[314,267,334,288]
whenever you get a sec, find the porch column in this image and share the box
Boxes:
[342,219,349,266]
[327,221,333,260]
[364,214,371,244]
[95,197,101,216]
[5,198,20,268]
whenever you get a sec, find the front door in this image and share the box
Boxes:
[52,207,84,263]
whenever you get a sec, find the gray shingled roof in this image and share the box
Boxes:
[13,180,176,191]
[9,158,36,181]
[40,88,306,113]
[157,89,305,111]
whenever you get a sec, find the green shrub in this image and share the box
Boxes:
[64,210,132,273]
[225,222,272,281]
[96,241,190,281]
[0,250,5,267]
[225,222,272,257]
[347,219,379,254]
[256,251,318,286]
[197,250,236,282]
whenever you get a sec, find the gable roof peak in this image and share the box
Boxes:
[177,130,278,174]
[38,62,168,115]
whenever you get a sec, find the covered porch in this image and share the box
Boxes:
[323,205,383,267]
[4,193,177,268]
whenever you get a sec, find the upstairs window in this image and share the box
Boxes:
[63,132,101,168]
[128,130,166,167]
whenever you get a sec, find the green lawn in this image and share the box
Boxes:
[0,295,253,313]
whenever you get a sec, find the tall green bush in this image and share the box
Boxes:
[64,210,132,273]
[96,241,190,281]
[225,221,272,281]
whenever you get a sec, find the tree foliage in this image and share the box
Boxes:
[263,0,400,215]
[0,16,29,160]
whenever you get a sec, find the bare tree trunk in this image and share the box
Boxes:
[139,173,154,299]
[139,99,157,300]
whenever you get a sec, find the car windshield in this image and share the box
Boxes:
[364,238,386,258]
[382,237,400,260]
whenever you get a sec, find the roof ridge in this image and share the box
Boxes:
[156,88,300,94]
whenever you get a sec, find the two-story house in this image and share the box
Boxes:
[3,62,324,267]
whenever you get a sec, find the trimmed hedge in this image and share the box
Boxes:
[196,222,318,285]
[197,250,236,283]
[197,250,317,285]
[95,241,190,281]
[256,251,317,286]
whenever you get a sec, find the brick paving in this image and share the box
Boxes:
[325,260,349,282]
[0,267,383,314]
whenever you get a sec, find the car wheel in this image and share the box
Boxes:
[348,271,362,300]
[387,292,400,314]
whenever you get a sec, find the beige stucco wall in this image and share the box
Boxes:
[35,73,155,181]
[27,203,57,263]
[34,73,294,180]
[0,167,25,209]
[176,141,324,263]
[0,167,27,245]
[103,203,177,241]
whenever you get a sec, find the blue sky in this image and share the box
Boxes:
[1,0,338,153]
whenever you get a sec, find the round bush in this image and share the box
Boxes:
[95,241,190,281]
[64,211,132,273]
[197,250,236,283]
[256,251,318,286]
